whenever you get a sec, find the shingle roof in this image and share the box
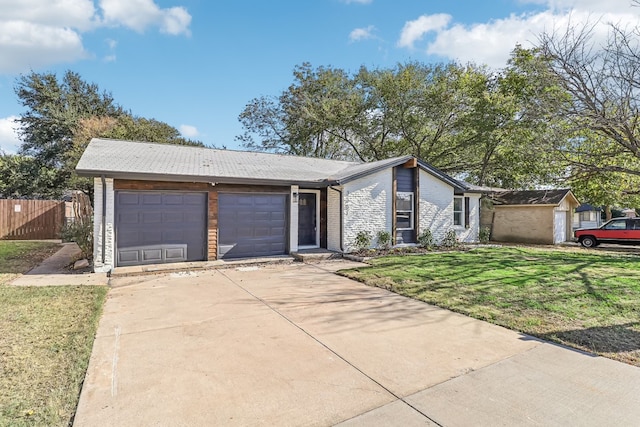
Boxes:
[75,138,466,190]
[490,189,576,206]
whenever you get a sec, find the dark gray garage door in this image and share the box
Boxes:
[115,191,207,267]
[218,193,287,259]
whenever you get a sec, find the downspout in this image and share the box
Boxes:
[330,186,344,252]
[101,175,106,264]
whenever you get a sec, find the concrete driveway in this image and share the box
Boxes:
[74,261,640,426]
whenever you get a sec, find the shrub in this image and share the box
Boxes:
[478,226,491,244]
[61,216,93,259]
[440,229,459,248]
[376,230,392,249]
[418,229,434,249]
[354,230,372,251]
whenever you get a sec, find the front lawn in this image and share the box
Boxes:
[0,241,107,426]
[0,241,61,285]
[341,247,640,366]
[0,286,107,426]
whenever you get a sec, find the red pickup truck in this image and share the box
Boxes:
[575,217,640,248]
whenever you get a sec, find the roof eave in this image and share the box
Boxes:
[75,169,329,188]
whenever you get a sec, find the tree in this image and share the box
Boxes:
[238,61,568,188]
[16,70,125,166]
[538,19,640,199]
[0,154,61,199]
[12,70,204,198]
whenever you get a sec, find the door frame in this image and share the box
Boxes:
[298,189,320,249]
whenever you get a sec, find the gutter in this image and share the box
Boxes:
[101,175,106,264]
[329,186,344,252]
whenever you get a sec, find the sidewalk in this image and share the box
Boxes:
[10,242,108,287]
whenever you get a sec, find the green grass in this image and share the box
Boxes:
[0,241,107,426]
[0,286,107,426]
[0,241,61,285]
[341,247,640,366]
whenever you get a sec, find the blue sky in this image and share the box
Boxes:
[0,0,638,154]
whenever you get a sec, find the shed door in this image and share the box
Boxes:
[218,193,287,259]
[554,210,567,243]
[115,191,207,267]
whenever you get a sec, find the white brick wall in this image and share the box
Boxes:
[343,168,392,251]
[419,170,480,244]
[93,177,115,273]
[419,169,454,243]
[327,187,342,251]
[289,185,299,253]
[456,193,481,243]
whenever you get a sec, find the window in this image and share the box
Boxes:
[396,192,414,230]
[603,219,627,230]
[453,197,463,226]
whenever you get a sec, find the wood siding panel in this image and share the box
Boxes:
[0,199,65,240]
[115,180,209,191]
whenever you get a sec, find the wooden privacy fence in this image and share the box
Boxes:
[0,199,65,240]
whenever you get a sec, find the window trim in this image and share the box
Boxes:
[396,191,414,231]
[453,196,464,227]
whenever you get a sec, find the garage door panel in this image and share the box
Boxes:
[119,193,140,204]
[116,191,206,267]
[142,193,162,204]
[218,193,287,259]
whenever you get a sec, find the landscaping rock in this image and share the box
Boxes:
[74,259,90,270]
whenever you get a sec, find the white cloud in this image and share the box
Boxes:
[398,2,640,68]
[179,124,199,138]
[99,0,191,35]
[0,0,98,31]
[343,0,373,4]
[397,14,452,49]
[0,116,22,154]
[0,21,87,74]
[0,0,192,73]
[103,38,117,62]
[349,25,376,42]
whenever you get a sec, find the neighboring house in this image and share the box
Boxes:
[573,204,602,231]
[76,138,481,272]
[483,189,580,245]
[622,208,638,218]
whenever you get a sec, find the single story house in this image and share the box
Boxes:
[573,204,602,231]
[483,189,580,245]
[76,138,482,272]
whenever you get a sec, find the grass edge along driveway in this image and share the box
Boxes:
[0,241,108,427]
[341,247,640,367]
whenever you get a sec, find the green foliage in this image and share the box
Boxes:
[12,70,204,199]
[61,217,93,259]
[354,230,372,251]
[440,229,460,248]
[375,230,391,249]
[0,154,62,199]
[478,226,491,244]
[238,60,568,188]
[417,229,435,249]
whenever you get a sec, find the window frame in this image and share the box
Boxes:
[453,196,464,227]
[395,191,414,231]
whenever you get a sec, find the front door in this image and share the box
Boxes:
[298,192,317,246]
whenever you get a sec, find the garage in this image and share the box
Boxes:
[218,193,287,259]
[115,191,207,267]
